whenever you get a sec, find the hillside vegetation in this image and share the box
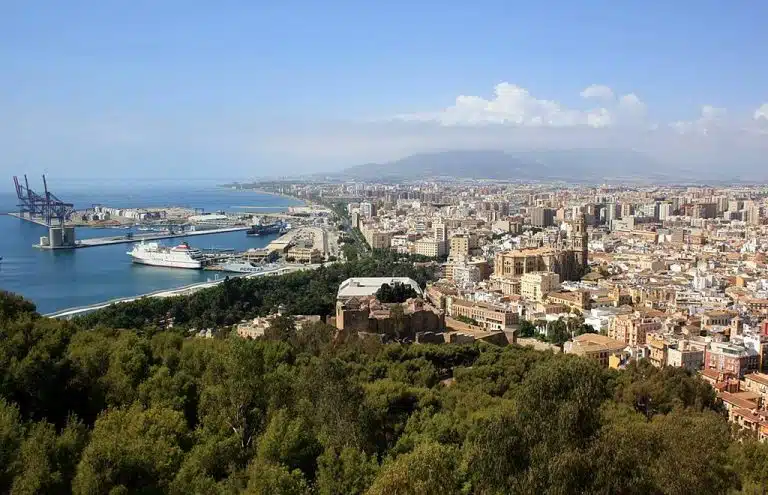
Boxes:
[1,289,768,494]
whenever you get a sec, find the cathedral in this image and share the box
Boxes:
[494,214,589,282]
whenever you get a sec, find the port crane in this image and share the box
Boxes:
[12,174,75,226]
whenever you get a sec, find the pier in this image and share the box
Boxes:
[34,226,252,250]
[7,212,51,227]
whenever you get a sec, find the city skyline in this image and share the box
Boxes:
[2,1,768,178]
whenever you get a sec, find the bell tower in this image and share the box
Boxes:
[571,213,589,270]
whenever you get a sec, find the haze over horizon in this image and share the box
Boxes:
[3,1,768,180]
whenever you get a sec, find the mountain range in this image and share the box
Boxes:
[326,149,680,182]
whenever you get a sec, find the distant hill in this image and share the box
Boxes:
[330,149,669,182]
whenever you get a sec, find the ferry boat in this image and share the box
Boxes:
[127,241,203,269]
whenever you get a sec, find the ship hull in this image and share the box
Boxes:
[246,223,283,236]
[129,257,202,269]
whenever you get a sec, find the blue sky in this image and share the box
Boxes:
[2,1,768,178]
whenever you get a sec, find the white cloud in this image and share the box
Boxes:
[670,105,726,135]
[618,93,645,114]
[580,84,614,100]
[754,103,768,120]
[396,82,645,129]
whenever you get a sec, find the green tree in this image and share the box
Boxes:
[0,291,37,322]
[11,418,87,495]
[0,399,23,491]
[171,433,245,494]
[462,403,528,493]
[518,319,536,338]
[73,404,189,494]
[375,283,418,304]
[315,446,378,495]
[244,460,309,495]
[198,337,267,450]
[264,314,297,342]
[729,438,768,492]
[102,331,152,406]
[256,409,321,478]
[366,442,462,495]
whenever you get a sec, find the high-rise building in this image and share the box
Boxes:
[745,206,761,226]
[692,203,717,219]
[434,222,448,255]
[658,202,673,221]
[715,196,729,213]
[640,202,660,220]
[433,222,447,243]
[530,207,555,227]
[359,201,377,218]
[620,203,634,218]
[603,203,618,225]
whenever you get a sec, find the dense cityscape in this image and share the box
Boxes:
[244,180,768,433]
[5,1,768,493]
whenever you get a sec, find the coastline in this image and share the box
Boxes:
[2,186,304,315]
[249,188,314,206]
[218,184,313,206]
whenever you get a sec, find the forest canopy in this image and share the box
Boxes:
[0,289,767,494]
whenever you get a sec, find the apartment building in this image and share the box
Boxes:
[666,340,704,371]
[701,309,738,329]
[608,312,662,346]
[742,372,768,407]
[449,298,519,331]
[647,335,667,368]
[520,271,560,302]
[449,233,479,259]
[705,342,759,378]
[546,290,590,312]
[414,239,444,257]
[360,225,392,250]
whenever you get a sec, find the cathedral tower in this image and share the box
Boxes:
[571,213,589,271]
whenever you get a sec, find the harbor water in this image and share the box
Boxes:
[0,180,302,314]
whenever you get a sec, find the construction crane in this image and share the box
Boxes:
[13,174,75,226]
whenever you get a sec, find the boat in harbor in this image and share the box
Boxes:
[246,219,286,236]
[127,241,203,269]
[217,260,264,273]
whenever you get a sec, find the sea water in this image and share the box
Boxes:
[0,179,302,313]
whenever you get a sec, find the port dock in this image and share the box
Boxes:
[7,212,52,227]
[34,226,252,250]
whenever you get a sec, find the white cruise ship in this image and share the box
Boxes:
[127,241,203,269]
